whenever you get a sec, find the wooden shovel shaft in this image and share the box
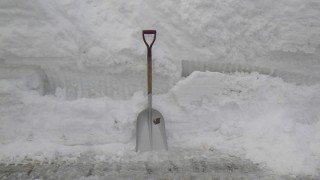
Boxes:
[147,48,152,94]
[142,30,156,95]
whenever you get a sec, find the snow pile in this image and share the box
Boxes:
[165,72,320,175]
[1,71,319,176]
[1,0,320,78]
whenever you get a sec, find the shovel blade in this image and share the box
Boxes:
[136,108,168,152]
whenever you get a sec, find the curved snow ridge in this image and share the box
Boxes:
[182,60,320,85]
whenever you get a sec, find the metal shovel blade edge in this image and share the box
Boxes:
[136,108,168,152]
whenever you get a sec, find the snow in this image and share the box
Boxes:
[165,72,320,175]
[1,0,320,78]
[1,0,320,178]
[1,71,320,176]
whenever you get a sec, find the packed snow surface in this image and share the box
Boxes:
[1,71,320,176]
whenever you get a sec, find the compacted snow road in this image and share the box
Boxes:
[0,150,318,180]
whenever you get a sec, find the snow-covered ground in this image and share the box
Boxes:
[1,0,320,179]
[1,71,320,178]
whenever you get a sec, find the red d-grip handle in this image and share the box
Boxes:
[143,30,156,34]
[142,30,156,49]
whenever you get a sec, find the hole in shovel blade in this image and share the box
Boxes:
[153,118,161,125]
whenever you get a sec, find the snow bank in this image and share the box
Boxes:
[1,0,320,79]
[165,71,320,175]
[1,72,319,176]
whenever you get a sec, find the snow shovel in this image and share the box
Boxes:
[136,30,168,152]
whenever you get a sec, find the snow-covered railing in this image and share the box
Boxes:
[43,66,171,100]
[182,60,320,86]
[0,63,47,95]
